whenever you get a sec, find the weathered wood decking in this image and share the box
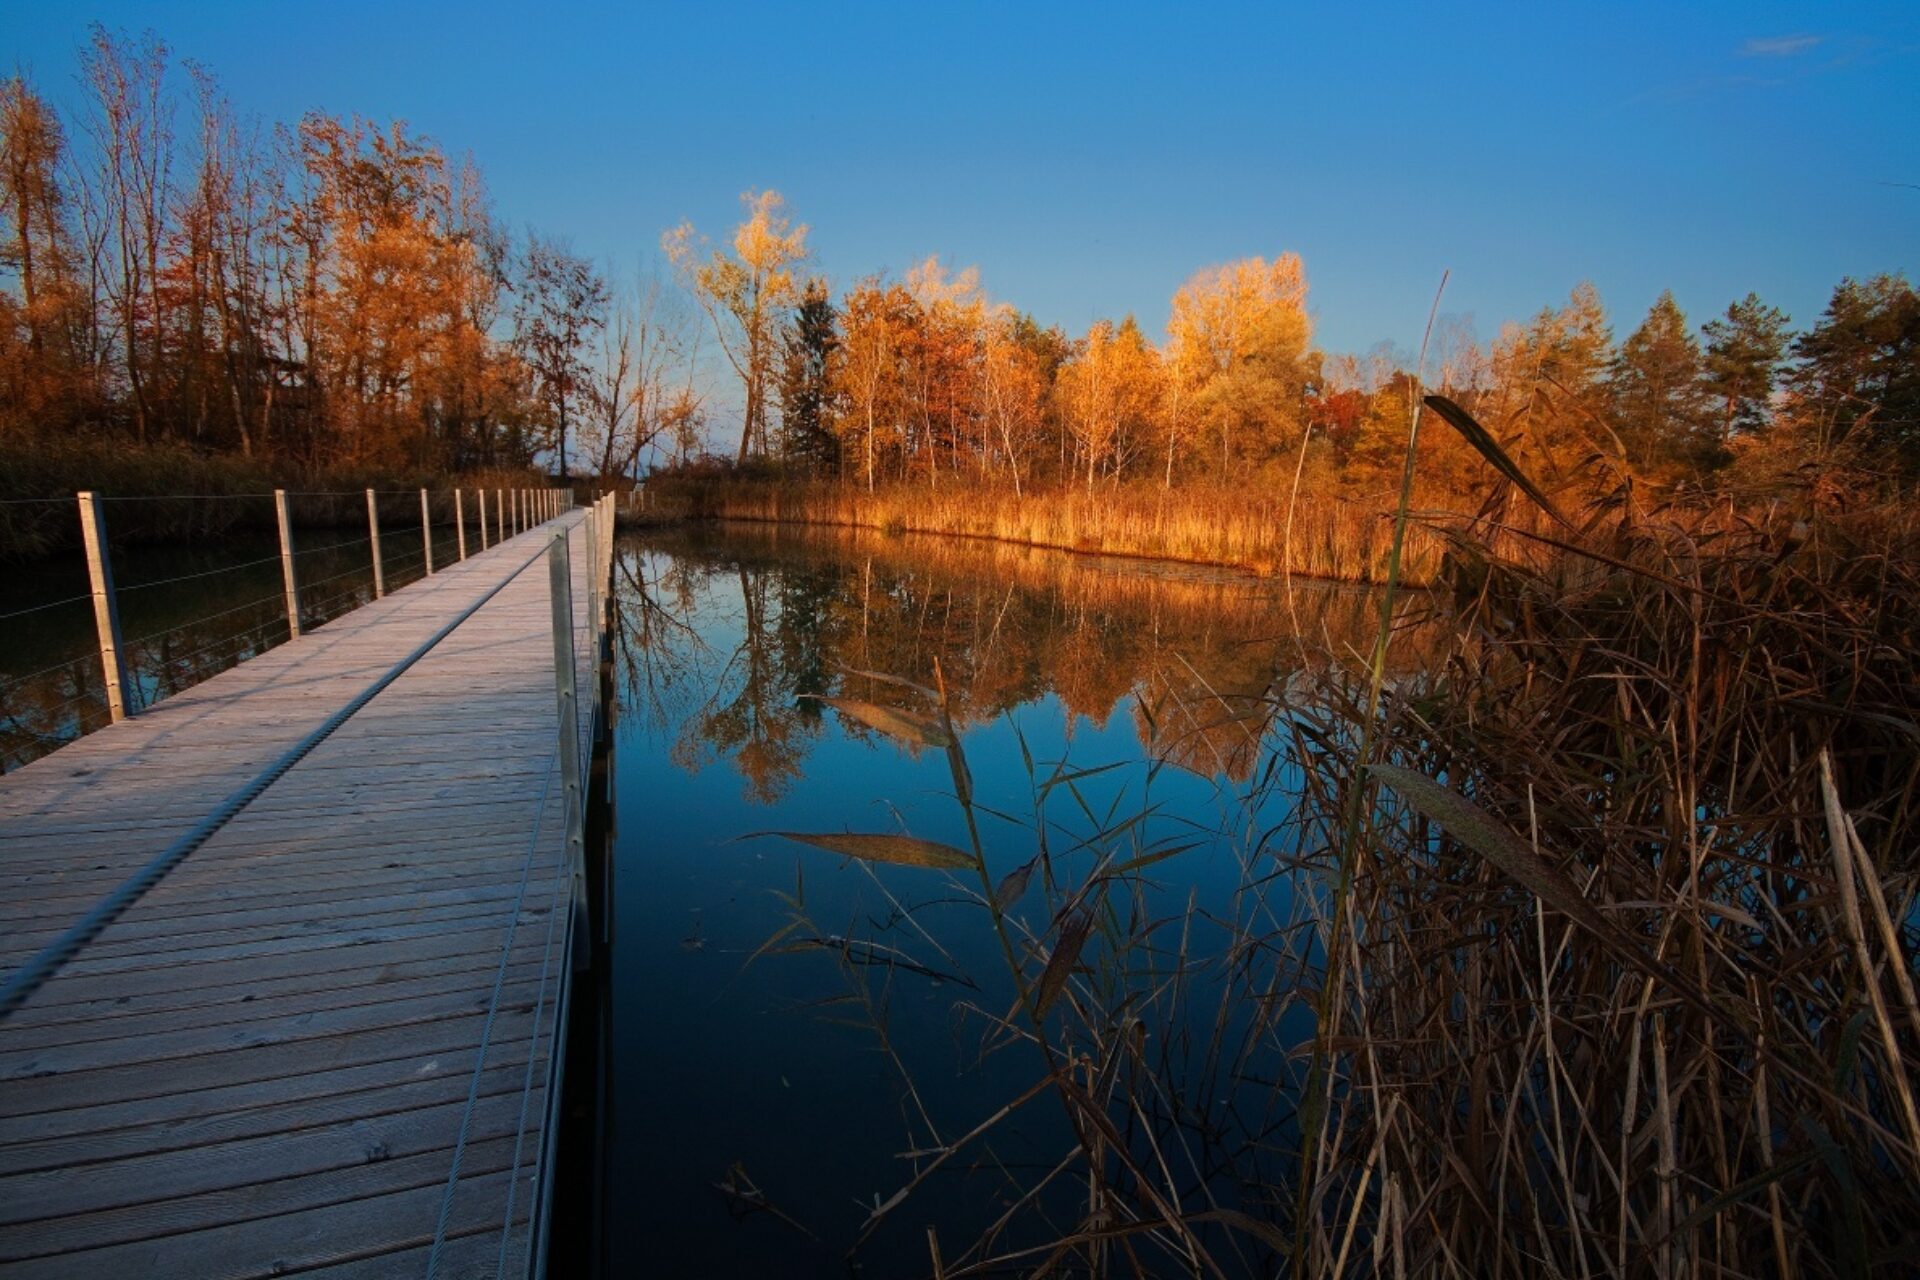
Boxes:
[0,508,599,1278]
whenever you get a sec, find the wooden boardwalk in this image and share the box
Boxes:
[0,506,603,1278]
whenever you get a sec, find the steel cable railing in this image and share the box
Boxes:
[2,484,574,770]
[1,494,617,1268]
[116,551,286,593]
[0,522,570,1018]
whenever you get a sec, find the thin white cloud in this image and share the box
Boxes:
[1741,34,1823,58]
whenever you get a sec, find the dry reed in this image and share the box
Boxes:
[644,478,1447,586]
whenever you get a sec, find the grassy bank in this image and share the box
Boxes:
[639,476,1453,585]
[0,437,546,561]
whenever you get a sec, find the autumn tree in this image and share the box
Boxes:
[81,25,175,444]
[1702,292,1790,441]
[615,277,708,473]
[1,35,537,471]
[663,189,807,464]
[833,277,914,490]
[777,277,839,474]
[0,74,86,434]
[978,309,1054,496]
[1166,255,1313,480]
[1056,316,1160,490]
[1486,282,1613,481]
[899,257,988,489]
[516,234,608,477]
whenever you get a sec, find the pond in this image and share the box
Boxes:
[598,522,1405,1277]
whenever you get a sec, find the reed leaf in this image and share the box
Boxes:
[1423,393,1573,528]
[1033,912,1091,1017]
[746,830,977,871]
[803,695,952,748]
[994,858,1035,910]
[1368,762,1719,1021]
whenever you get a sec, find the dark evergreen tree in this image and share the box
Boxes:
[1701,293,1790,441]
[1610,290,1713,472]
[776,278,840,473]
[1788,274,1920,464]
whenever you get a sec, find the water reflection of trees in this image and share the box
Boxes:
[1,534,421,773]
[609,524,1434,799]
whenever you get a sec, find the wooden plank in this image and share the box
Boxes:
[0,974,551,1081]
[2,1162,535,1279]
[2,1133,535,1265]
[0,937,555,1042]
[4,921,545,1014]
[0,1031,543,1147]
[0,957,553,1054]
[0,881,536,961]
[0,508,595,1276]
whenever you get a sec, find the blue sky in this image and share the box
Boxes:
[9,1,1918,358]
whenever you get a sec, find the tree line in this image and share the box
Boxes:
[4,30,1914,503]
[0,29,692,480]
[671,192,1917,502]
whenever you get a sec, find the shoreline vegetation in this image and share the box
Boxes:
[631,476,1450,584]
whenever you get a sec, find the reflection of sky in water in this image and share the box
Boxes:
[603,526,1361,1276]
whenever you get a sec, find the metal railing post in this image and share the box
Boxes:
[495,488,504,542]
[584,494,599,650]
[455,489,467,561]
[77,491,131,723]
[419,488,434,576]
[275,489,303,639]
[547,526,589,969]
[366,489,385,598]
[477,487,489,549]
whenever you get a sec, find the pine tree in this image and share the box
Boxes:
[1788,274,1920,464]
[1700,293,1790,441]
[776,278,840,474]
[1610,290,1713,472]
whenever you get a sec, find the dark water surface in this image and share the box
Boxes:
[600,524,1395,1277]
[2,515,453,771]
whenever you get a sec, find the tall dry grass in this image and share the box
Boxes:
[1275,476,1920,1275]
[644,477,1448,585]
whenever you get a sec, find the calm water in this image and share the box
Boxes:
[600,524,1397,1277]
[1,514,456,772]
